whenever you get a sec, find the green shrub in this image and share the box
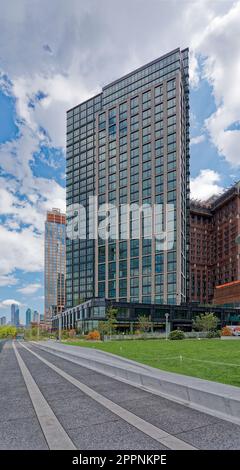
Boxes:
[61,329,70,340]
[169,330,185,340]
[206,330,221,339]
[0,325,17,339]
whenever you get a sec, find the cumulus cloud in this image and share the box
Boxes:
[0,225,44,278]
[1,0,233,148]
[0,275,18,287]
[17,283,42,295]
[0,0,238,168]
[0,299,22,309]
[0,123,65,281]
[190,169,224,200]
[12,74,92,148]
[191,1,240,167]
[0,0,239,287]
[190,134,206,145]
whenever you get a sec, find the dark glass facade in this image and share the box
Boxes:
[66,48,190,308]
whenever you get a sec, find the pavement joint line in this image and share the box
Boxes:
[20,341,196,451]
[12,341,76,450]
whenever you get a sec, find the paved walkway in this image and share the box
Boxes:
[0,340,240,450]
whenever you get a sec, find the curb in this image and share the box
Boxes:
[32,341,240,427]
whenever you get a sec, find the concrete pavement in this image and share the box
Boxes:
[0,341,48,450]
[0,340,240,450]
[0,339,6,353]
[34,340,240,426]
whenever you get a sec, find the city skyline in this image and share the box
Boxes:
[0,300,42,325]
[0,1,240,320]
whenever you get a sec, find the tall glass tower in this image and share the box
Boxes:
[44,208,66,323]
[11,303,20,326]
[25,308,34,327]
[66,48,189,308]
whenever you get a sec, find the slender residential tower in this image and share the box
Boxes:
[66,48,189,312]
[11,303,20,326]
[44,208,66,324]
[25,308,34,327]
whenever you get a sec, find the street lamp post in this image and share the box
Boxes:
[58,314,62,342]
[165,313,169,340]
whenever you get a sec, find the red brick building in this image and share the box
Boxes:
[190,182,240,305]
[213,280,240,307]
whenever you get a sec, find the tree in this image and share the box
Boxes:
[99,306,118,339]
[193,313,218,332]
[0,325,17,339]
[98,321,109,339]
[137,315,153,335]
[31,327,38,338]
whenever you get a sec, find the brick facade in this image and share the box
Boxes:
[190,182,240,304]
[213,280,240,307]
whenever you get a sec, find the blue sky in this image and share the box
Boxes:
[190,79,239,187]
[0,0,240,323]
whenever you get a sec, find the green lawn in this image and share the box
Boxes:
[64,339,240,387]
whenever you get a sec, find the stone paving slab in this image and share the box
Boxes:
[0,341,48,450]
[27,343,240,450]
[18,344,170,450]
[35,340,240,425]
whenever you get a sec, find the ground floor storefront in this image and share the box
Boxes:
[52,298,240,334]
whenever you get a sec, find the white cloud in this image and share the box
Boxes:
[0,0,238,169]
[190,134,205,145]
[191,1,240,167]
[190,169,224,200]
[0,125,39,182]
[0,225,44,278]
[0,0,231,148]
[0,0,239,285]
[12,74,92,148]
[0,124,65,280]
[0,299,22,309]
[0,275,18,287]
[17,283,42,295]
[1,1,238,160]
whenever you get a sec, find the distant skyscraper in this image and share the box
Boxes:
[25,308,33,327]
[11,304,20,326]
[44,208,66,323]
[15,308,20,327]
[33,310,39,323]
[11,304,15,325]
[0,316,6,326]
